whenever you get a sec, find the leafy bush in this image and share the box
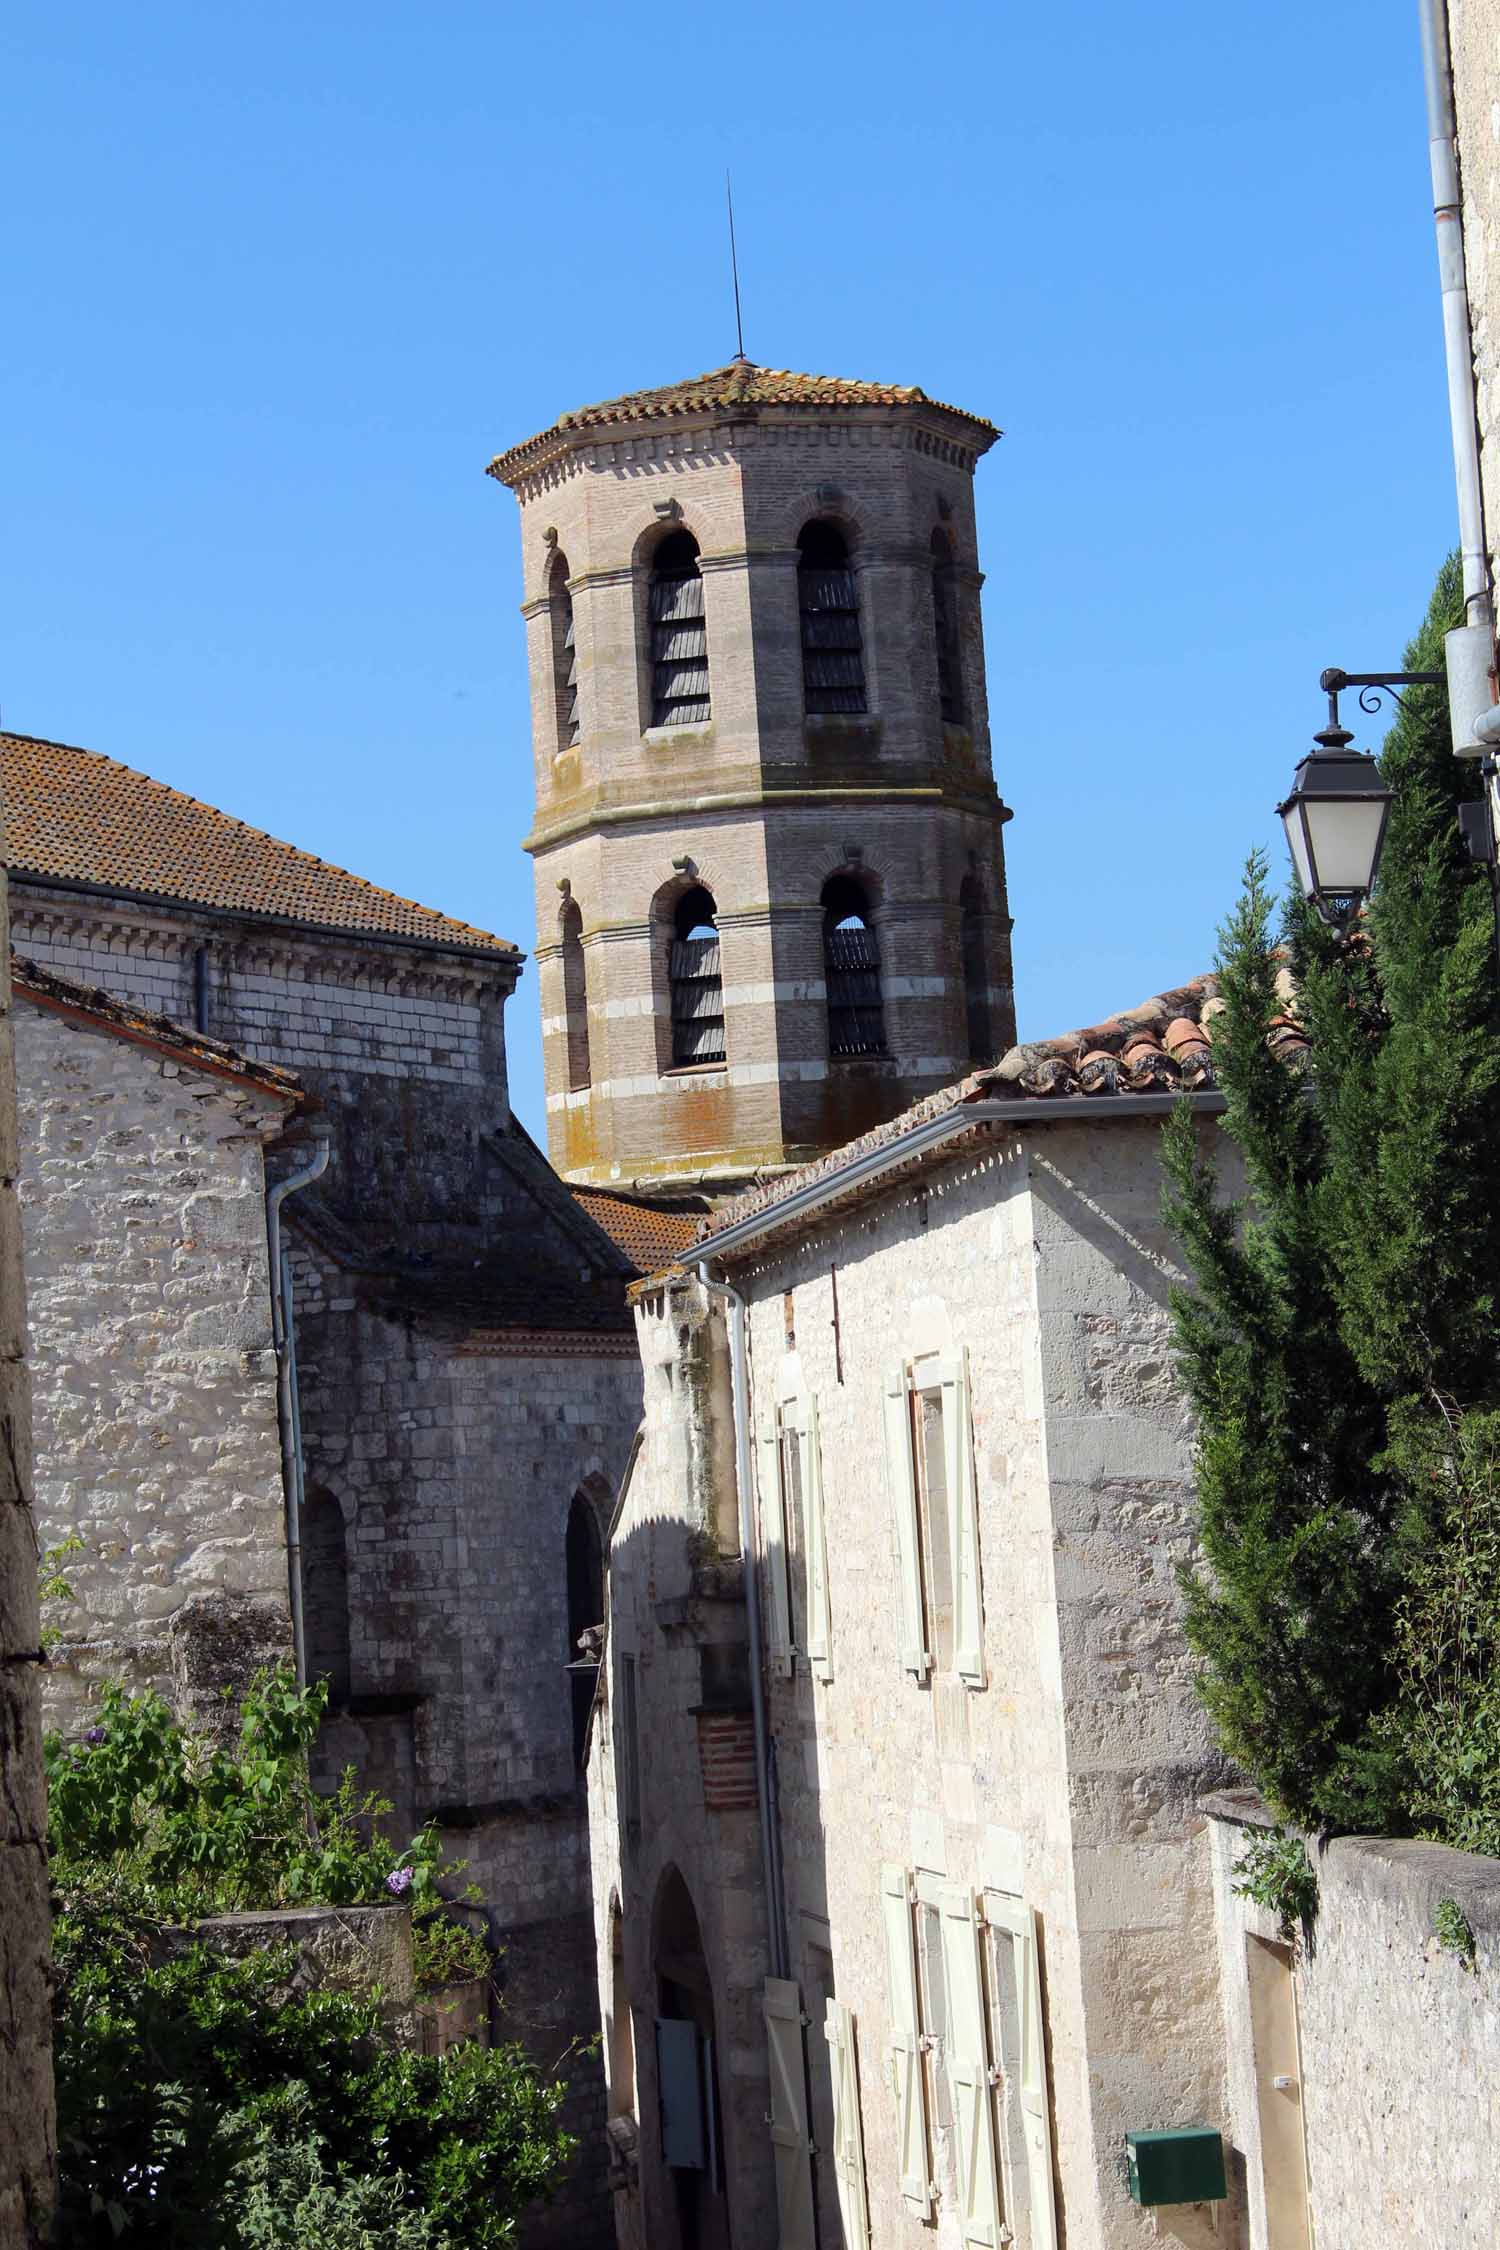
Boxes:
[413,1912,491,1994]
[1434,1896,1477,1968]
[49,1671,571,2246]
[1232,1828,1320,1950]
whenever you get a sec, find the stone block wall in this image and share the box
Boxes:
[14,995,293,1735]
[9,886,516,1242]
[1450,0,1500,584]
[1206,1795,1500,2247]
[0,851,54,2244]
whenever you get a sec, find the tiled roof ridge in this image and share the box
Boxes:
[1,729,520,958]
[13,955,302,1102]
[488,359,999,483]
[696,968,1303,1250]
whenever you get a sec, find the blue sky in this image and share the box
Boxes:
[2,1,1456,1138]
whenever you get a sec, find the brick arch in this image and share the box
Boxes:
[779,489,874,553]
[647,863,726,925]
[808,844,891,912]
[629,512,710,577]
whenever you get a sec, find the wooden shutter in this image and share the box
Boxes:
[882,1366,928,1678]
[825,1999,871,2247]
[758,1410,793,1677]
[939,1886,1003,2248]
[939,1349,986,1688]
[802,1393,833,1682]
[986,1895,1058,2250]
[880,1862,931,2216]
[655,2017,706,2170]
[764,1978,816,2249]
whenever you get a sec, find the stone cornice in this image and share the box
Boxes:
[525,779,1008,854]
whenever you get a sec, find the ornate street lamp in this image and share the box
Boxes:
[1277,669,1427,930]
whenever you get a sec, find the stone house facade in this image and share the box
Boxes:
[1,727,687,2245]
[13,958,300,1736]
[587,982,1249,2250]
[489,360,1016,1195]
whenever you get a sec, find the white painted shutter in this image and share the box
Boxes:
[880,1861,931,2217]
[987,1896,1058,2250]
[764,1977,816,2249]
[825,1998,871,2247]
[882,1365,928,1678]
[939,1885,1003,2248]
[759,1410,793,1677]
[656,2016,706,2170]
[940,1349,986,1688]
[802,1393,833,1682]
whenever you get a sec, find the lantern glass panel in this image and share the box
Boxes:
[1301,794,1387,896]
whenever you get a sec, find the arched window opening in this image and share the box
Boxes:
[608,1901,637,2120]
[822,873,885,1056]
[566,1489,605,1772]
[669,886,726,1068]
[549,550,580,752]
[960,873,993,1064]
[931,528,963,726]
[302,1486,350,1705]
[653,1868,727,2221]
[560,899,591,1093]
[649,531,711,728]
[798,521,866,714]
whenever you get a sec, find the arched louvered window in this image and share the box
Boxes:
[798,522,866,714]
[669,886,726,1067]
[649,531,711,727]
[960,873,992,1063]
[931,528,963,726]
[560,898,591,1092]
[550,550,580,751]
[823,873,885,1056]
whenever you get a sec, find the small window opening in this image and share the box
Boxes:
[550,551,580,751]
[566,1489,604,1771]
[931,528,963,727]
[669,885,726,1067]
[822,873,885,1056]
[619,1653,642,1850]
[798,521,866,714]
[560,899,591,1092]
[913,1385,955,1675]
[650,531,711,727]
[960,873,992,1065]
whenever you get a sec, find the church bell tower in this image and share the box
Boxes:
[488,358,1015,1194]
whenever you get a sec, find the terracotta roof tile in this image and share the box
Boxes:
[488,358,999,484]
[569,1186,711,1273]
[697,973,1229,1252]
[13,956,302,1103]
[0,731,518,958]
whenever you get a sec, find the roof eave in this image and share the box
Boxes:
[693,1089,1225,1269]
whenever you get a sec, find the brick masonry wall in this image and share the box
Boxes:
[15,996,293,1735]
[506,408,1014,1189]
[1206,1801,1500,2248]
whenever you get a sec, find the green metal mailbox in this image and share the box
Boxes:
[1125,2127,1227,2206]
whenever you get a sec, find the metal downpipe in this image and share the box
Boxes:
[697,1261,789,1984]
[1419,0,1491,621]
[267,1131,331,1686]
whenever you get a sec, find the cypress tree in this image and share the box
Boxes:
[1163,556,1500,1836]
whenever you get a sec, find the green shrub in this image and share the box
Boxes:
[1434,1896,1477,1968]
[49,1672,571,2246]
[1232,1827,1320,1950]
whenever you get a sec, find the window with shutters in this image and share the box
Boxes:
[547,548,580,752]
[798,520,866,714]
[822,873,885,1058]
[758,1390,833,1681]
[960,873,993,1065]
[560,898,591,1093]
[981,1892,1059,2250]
[668,885,726,1068]
[649,529,711,727]
[883,1353,987,1688]
[931,527,964,727]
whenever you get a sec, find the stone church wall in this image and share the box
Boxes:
[14,996,293,1736]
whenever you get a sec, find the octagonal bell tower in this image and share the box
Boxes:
[488,357,1015,1195]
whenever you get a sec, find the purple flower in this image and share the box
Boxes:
[84,1726,106,1748]
[385,1867,413,1898]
